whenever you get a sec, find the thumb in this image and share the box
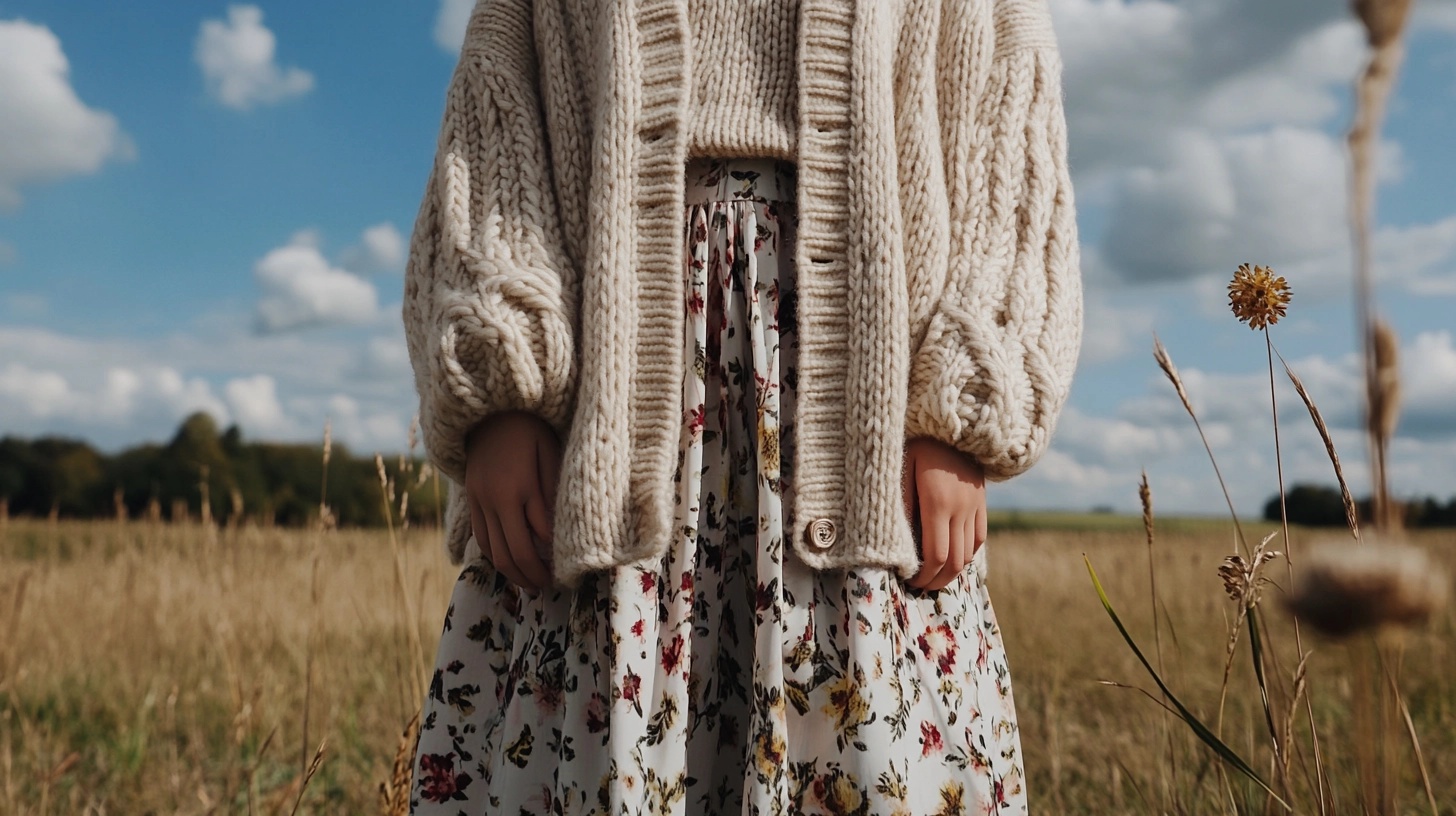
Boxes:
[901,445,919,539]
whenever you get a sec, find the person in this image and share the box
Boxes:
[401,0,1081,813]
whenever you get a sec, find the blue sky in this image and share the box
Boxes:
[2,0,1455,515]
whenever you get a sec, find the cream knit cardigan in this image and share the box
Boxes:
[403,0,1083,589]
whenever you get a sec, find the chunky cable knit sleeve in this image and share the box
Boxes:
[905,0,1083,481]
[402,2,579,491]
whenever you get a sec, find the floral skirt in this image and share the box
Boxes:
[410,156,1026,815]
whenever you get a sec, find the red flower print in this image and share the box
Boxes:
[622,671,641,704]
[916,622,959,675]
[687,405,705,438]
[631,619,646,638]
[586,692,609,734]
[418,752,472,803]
[681,570,694,593]
[639,570,657,595]
[920,721,944,756]
[688,289,705,314]
[661,634,685,675]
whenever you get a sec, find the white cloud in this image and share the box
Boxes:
[1375,217,1456,296]
[326,394,410,452]
[1102,127,1350,283]
[359,334,412,380]
[195,5,313,111]
[434,0,475,54]
[0,20,132,210]
[0,363,229,429]
[254,232,380,332]
[999,329,1456,513]
[0,325,417,452]
[1416,1,1456,32]
[1047,1,1418,289]
[341,222,406,273]
[1401,330,1456,438]
[224,374,291,436]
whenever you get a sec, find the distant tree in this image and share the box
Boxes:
[1265,484,1348,527]
[0,416,444,529]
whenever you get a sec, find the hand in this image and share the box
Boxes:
[902,436,987,592]
[463,410,562,593]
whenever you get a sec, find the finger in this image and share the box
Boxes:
[486,507,531,591]
[927,511,967,592]
[901,446,916,527]
[469,498,490,564]
[524,486,553,546]
[538,432,562,512]
[975,504,988,554]
[909,497,949,589]
[501,502,552,590]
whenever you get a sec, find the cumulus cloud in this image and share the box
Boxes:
[0,19,132,210]
[254,231,380,332]
[1101,127,1351,283]
[1375,217,1456,296]
[1416,1,1456,32]
[341,222,406,273]
[0,325,418,452]
[1000,329,1456,513]
[1047,1,1420,288]
[433,0,475,54]
[195,5,313,110]
[224,374,291,436]
[326,394,410,452]
[1401,330,1456,438]
[0,362,229,429]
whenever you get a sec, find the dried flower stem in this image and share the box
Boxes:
[1153,335,1248,555]
[1264,330,1328,811]
[1350,0,1411,538]
[376,454,424,714]
[1139,473,1178,807]
[1276,351,1360,543]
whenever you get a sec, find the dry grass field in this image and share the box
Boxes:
[1,518,1451,814]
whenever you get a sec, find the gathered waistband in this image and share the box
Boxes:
[684,156,797,205]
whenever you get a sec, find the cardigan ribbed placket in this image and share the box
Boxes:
[406,0,1083,589]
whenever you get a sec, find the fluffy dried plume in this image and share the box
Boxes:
[1284,540,1450,638]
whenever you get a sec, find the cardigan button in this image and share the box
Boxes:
[805,518,837,549]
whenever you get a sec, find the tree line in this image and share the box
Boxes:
[0,412,443,528]
[1264,483,1456,528]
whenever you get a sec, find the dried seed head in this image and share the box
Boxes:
[1284,539,1449,638]
[1152,335,1195,418]
[1353,0,1414,47]
[322,419,333,467]
[1218,532,1283,607]
[1139,471,1154,545]
[1228,263,1291,330]
[1282,359,1361,539]
[1368,318,1402,444]
[375,453,395,504]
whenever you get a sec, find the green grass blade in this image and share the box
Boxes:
[1247,606,1280,754]
[1085,555,1290,810]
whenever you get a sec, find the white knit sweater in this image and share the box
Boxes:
[403,0,1082,588]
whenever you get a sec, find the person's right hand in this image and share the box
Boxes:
[463,410,563,593]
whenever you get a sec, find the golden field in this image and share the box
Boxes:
[1,518,1452,814]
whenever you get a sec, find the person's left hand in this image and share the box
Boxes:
[902,436,987,591]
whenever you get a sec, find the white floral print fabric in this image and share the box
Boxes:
[409,156,1026,815]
